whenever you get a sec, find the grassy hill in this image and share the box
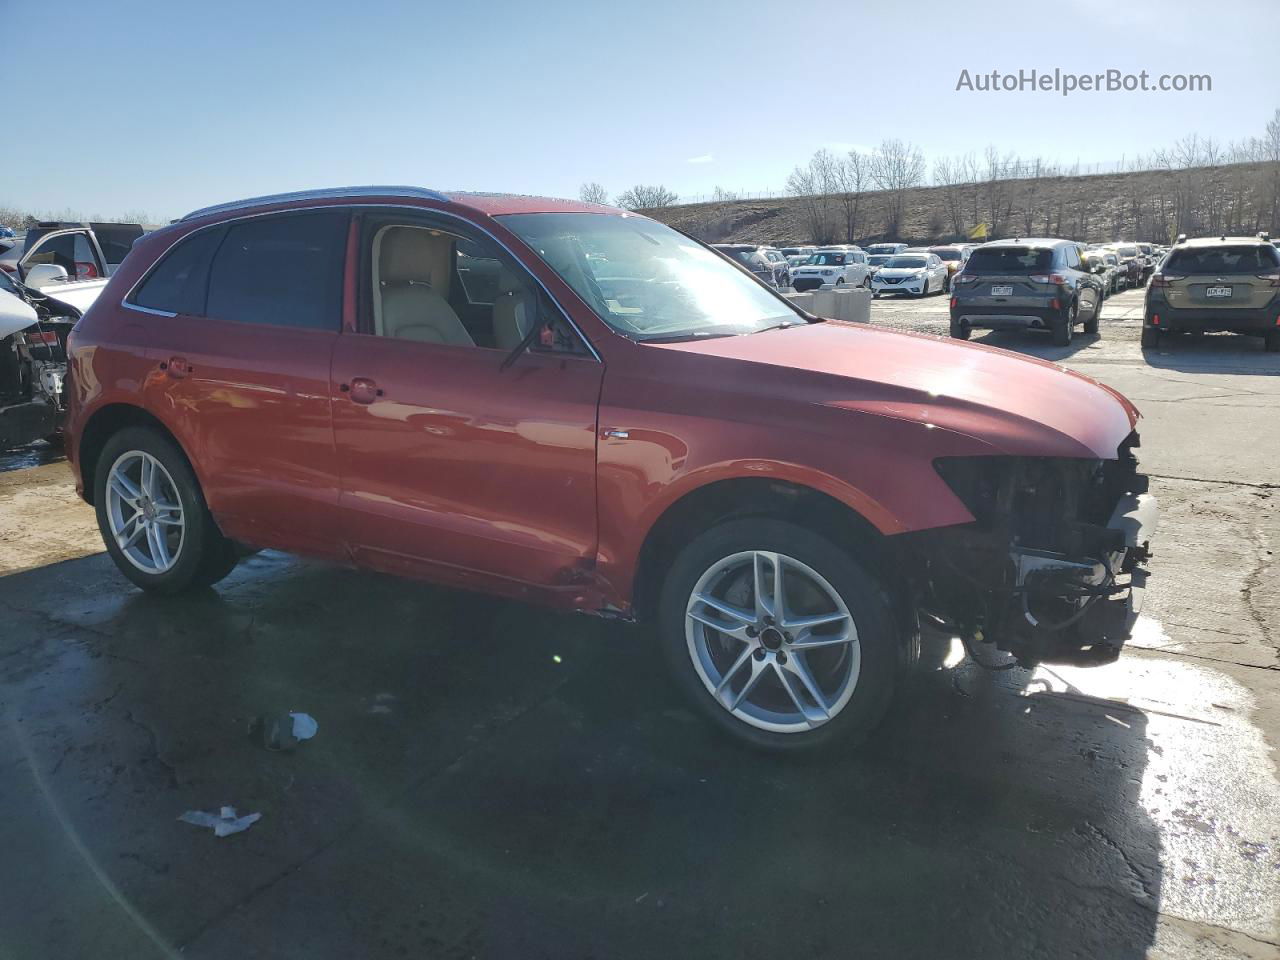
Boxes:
[644,162,1280,248]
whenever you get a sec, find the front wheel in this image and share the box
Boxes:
[94,427,239,594]
[658,519,898,752]
[1083,294,1100,334]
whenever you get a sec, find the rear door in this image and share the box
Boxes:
[133,209,349,555]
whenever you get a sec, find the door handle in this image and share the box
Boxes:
[161,356,191,379]
[344,377,382,404]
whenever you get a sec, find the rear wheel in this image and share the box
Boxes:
[94,427,239,594]
[949,319,971,340]
[1265,331,1280,353]
[1052,301,1077,346]
[658,519,898,752]
[1141,326,1161,349]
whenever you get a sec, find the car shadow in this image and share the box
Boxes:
[1140,331,1280,375]
[971,328,1101,362]
[1,554,1161,959]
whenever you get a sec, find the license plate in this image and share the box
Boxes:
[991,285,1013,296]
[1205,286,1232,298]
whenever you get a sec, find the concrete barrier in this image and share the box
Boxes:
[807,290,837,317]
[784,291,816,313]
[832,287,871,323]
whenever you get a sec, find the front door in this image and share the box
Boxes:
[330,213,604,604]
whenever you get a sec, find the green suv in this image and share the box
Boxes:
[1143,235,1280,351]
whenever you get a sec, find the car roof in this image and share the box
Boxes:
[1174,235,1274,249]
[981,237,1071,248]
[179,185,621,223]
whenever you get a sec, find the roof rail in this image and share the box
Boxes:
[180,185,450,222]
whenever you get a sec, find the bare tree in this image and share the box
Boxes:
[711,185,739,202]
[615,185,679,210]
[869,139,925,236]
[932,156,966,236]
[832,150,870,243]
[786,149,839,243]
[579,182,610,205]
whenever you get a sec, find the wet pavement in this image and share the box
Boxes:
[1,292,1278,959]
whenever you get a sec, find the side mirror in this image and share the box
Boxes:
[22,263,71,288]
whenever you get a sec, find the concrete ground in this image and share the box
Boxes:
[1,287,1278,959]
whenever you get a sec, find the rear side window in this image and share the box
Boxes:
[132,228,224,314]
[965,247,1054,273]
[206,212,347,330]
[1165,245,1280,274]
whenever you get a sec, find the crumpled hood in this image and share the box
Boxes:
[654,321,1139,460]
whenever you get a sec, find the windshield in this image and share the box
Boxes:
[866,245,899,255]
[867,255,893,266]
[930,249,962,261]
[885,256,927,269]
[805,252,847,265]
[965,247,1054,273]
[500,213,799,341]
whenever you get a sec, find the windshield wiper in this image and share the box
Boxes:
[752,321,802,335]
[642,330,738,343]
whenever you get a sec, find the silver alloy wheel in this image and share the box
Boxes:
[685,550,860,733]
[105,450,185,574]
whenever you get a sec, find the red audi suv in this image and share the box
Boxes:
[64,186,1157,751]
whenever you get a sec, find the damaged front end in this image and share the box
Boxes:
[903,434,1157,667]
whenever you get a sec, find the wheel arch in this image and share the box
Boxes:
[77,403,191,506]
[630,476,896,626]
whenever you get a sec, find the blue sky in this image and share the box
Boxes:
[4,0,1275,220]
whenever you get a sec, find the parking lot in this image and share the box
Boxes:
[1,286,1278,959]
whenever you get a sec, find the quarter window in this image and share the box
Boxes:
[131,227,224,315]
[205,212,347,331]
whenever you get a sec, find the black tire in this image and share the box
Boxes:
[1265,331,1280,353]
[657,518,899,753]
[949,319,971,340]
[93,426,239,594]
[862,274,871,288]
[1083,294,1100,335]
[1051,301,1076,346]
[1141,326,1161,349]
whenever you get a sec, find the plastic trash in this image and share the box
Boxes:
[179,806,261,837]
[249,711,318,751]
[290,712,318,741]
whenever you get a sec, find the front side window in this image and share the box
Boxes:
[364,218,584,355]
[206,212,347,330]
[502,213,797,341]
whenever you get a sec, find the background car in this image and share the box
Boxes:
[865,242,908,257]
[1143,235,1280,351]
[711,243,785,288]
[1084,251,1118,297]
[949,238,1104,345]
[927,245,969,291]
[790,247,870,291]
[871,252,949,298]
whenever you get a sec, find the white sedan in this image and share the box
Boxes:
[870,253,950,298]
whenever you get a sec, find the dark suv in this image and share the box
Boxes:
[1143,236,1280,351]
[949,238,1104,345]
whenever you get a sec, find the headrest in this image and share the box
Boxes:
[379,226,451,290]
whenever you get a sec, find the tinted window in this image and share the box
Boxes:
[91,223,145,265]
[931,248,962,260]
[132,227,225,314]
[25,234,77,275]
[206,212,347,330]
[965,247,1054,274]
[807,252,847,265]
[1164,245,1280,274]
